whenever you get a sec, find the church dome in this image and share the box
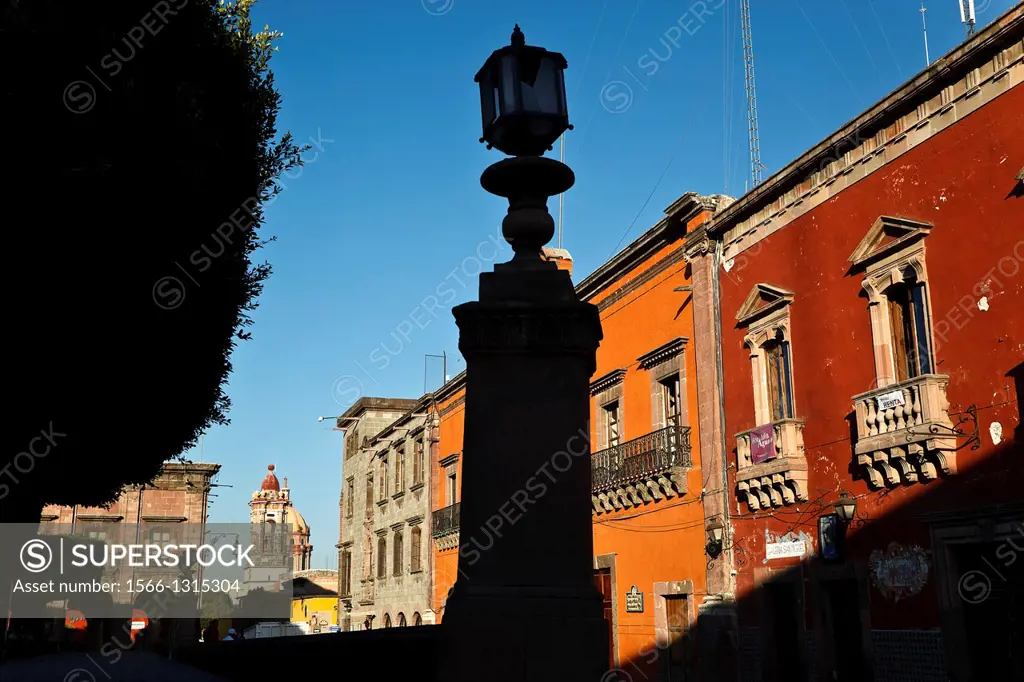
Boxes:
[260,464,280,492]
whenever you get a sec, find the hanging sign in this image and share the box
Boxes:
[876,390,906,411]
[869,542,930,602]
[749,424,776,464]
[625,585,644,613]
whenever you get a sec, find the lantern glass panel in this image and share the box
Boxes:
[499,54,520,115]
[478,65,497,131]
[519,55,563,115]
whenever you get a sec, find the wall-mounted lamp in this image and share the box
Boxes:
[834,491,858,524]
[705,517,725,558]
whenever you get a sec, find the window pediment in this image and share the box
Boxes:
[637,337,689,370]
[590,368,627,396]
[736,284,795,328]
[848,216,932,269]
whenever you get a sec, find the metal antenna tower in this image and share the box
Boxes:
[959,0,977,38]
[740,0,764,188]
[921,1,931,66]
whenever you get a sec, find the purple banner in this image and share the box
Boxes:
[749,424,776,464]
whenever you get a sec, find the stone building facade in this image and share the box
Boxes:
[41,461,221,527]
[336,396,437,631]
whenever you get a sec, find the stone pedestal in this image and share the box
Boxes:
[441,156,608,682]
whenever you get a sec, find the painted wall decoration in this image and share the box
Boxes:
[869,542,930,602]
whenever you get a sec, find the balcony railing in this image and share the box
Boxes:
[591,423,691,494]
[852,373,957,487]
[432,502,460,538]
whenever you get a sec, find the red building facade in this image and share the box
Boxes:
[684,12,1022,682]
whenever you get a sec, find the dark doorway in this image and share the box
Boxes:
[822,578,866,681]
[951,539,1024,679]
[665,595,689,681]
[593,568,615,671]
[762,580,805,682]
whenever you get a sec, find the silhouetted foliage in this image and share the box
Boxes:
[2,0,307,519]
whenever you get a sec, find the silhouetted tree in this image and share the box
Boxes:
[2,0,309,520]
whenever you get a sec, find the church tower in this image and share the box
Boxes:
[249,464,313,572]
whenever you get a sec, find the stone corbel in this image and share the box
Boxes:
[614,488,633,508]
[737,481,760,511]
[655,475,676,499]
[645,480,664,501]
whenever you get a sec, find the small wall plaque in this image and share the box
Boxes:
[625,585,644,613]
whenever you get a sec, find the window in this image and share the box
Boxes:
[340,549,352,597]
[393,529,404,576]
[410,526,422,572]
[346,477,354,517]
[603,401,621,447]
[413,439,424,485]
[659,374,682,428]
[398,613,407,627]
[413,612,422,626]
[590,368,627,450]
[447,472,458,506]
[148,530,171,544]
[380,459,389,500]
[886,281,932,381]
[764,339,795,421]
[736,284,798,427]
[377,536,386,579]
[396,449,406,493]
[849,215,936,388]
[262,520,276,551]
[87,530,107,542]
[365,474,374,512]
[383,613,392,628]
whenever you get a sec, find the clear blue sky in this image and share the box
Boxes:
[193,0,1016,566]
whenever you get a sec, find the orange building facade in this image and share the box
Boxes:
[579,193,722,679]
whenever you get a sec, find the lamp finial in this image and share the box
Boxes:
[511,24,525,47]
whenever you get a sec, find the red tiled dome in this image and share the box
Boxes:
[260,464,280,491]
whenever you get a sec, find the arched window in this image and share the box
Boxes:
[383,613,392,628]
[413,612,422,626]
[393,529,404,576]
[398,612,406,627]
[410,526,422,572]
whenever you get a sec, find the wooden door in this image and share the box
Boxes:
[593,568,615,670]
[665,595,689,681]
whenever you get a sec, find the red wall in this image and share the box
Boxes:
[720,87,1023,628]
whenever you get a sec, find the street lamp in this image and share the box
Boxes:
[474,25,576,267]
[475,24,571,157]
[705,516,725,559]
[834,491,858,524]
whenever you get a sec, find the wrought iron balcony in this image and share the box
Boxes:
[591,424,691,514]
[432,502,460,539]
